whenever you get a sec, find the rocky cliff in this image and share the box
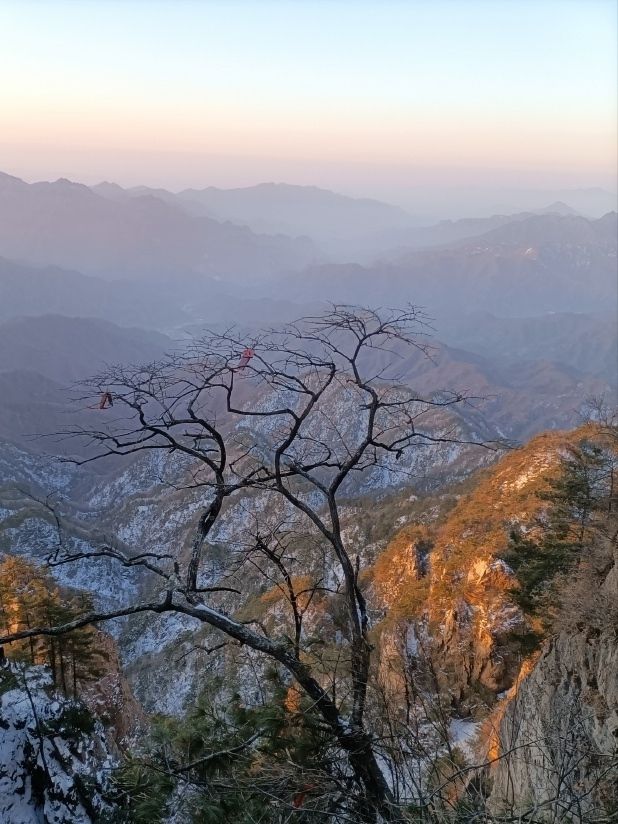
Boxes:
[0,665,113,824]
[487,526,618,820]
[370,431,571,707]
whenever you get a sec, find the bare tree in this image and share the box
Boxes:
[0,305,489,822]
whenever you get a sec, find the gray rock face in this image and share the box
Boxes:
[489,544,618,821]
[0,666,113,824]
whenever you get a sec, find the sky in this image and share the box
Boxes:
[1,0,616,206]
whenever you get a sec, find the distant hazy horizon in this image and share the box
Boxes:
[2,0,616,217]
[3,165,616,222]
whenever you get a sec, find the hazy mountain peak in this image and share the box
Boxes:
[0,170,319,279]
[91,181,127,198]
[174,181,412,242]
[598,210,617,221]
[0,170,25,188]
[537,200,579,216]
[461,210,617,248]
[29,176,99,200]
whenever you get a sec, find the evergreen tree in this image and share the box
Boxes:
[505,436,617,616]
[110,672,338,823]
[0,557,107,696]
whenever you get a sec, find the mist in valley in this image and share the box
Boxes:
[1,167,615,448]
[0,2,616,822]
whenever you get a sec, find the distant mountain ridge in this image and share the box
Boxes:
[92,177,596,257]
[451,210,617,249]
[0,315,170,383]
[92,179,415,244]
[284,211,617,316]
[438,310,618,384]
[378,205,594,259]
[0,254,322,333]
[0,171,318,281]
[0,314,610,454]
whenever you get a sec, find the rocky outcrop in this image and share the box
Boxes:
[371,431,572,710]
[431,561,527,704]
[488,629,618,821]
[0,665,114,823]
[79,633,146,744]
[488,532,618,820]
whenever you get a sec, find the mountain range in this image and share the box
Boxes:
[280,211,617,316]
[0,172,318,281]
[0,168,616,822]
[0,314,612,459]
[93,179,415,244]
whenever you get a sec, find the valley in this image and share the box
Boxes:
[0,170,616,823]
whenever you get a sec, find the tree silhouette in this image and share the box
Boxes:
[1,305,491,821]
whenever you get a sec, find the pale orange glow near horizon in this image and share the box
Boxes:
[4,98,616,168]
[1,0,616,203]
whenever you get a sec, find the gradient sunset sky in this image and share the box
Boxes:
[1,0,616,202]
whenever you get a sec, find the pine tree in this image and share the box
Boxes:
[0,557,107,695]
[506,436,617,616]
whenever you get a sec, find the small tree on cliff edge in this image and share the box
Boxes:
[0,305,488,822]
[0,557,106,697]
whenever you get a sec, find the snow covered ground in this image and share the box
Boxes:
[0,665,113,824]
